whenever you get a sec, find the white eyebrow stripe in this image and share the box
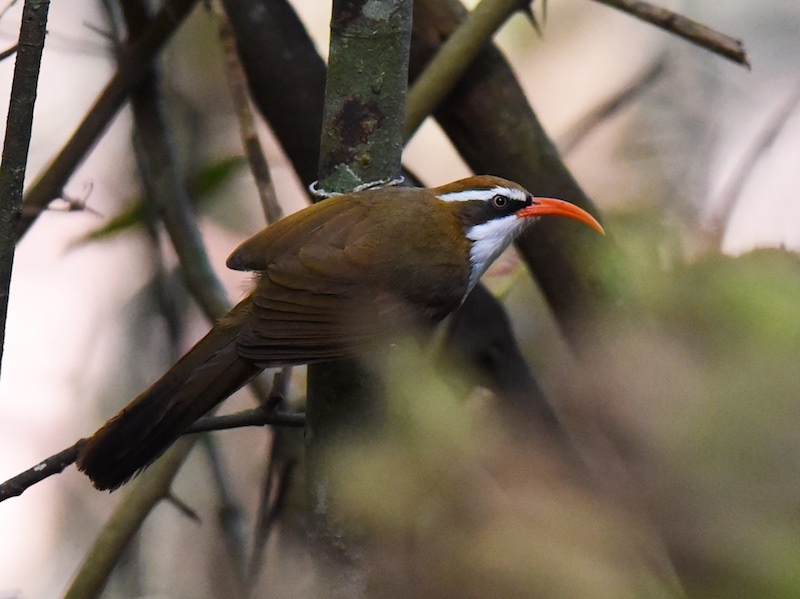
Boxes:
[436,186,527,203]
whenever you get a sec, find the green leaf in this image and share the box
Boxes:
[71,156,247,248]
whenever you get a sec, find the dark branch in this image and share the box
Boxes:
[0,410,304,503]
[404,0,528,140]
[212,0,283,224]
[0,439,84,502]
[0,43,18,61]
[221,0,326,188]
[593,0,749,67]
[125,0,231,320]
[0,0,50,374]
[188,408,305,433]
[17,0,199,240]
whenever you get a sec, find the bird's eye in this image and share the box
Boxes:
[492,195,508,209]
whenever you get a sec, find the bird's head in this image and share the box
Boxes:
[435,175,604,292]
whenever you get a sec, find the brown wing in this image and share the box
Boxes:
[226,195,368,272]
[227,189,471,366]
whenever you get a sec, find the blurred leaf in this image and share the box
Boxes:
[326,343,680,599]
[643,249,800,360]
[71,155,247,247]
[579,240,800,599]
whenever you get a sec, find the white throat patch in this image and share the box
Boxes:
[463,213,529,294]
[436,185,532,297]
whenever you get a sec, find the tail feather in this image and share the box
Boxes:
[77,321,261,490]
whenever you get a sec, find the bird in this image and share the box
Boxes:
[76,175,604,490]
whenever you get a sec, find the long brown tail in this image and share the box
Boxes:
[77,307,261,491]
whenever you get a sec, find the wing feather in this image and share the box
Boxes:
[229,188,471,365]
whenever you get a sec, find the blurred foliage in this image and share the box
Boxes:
[641,248,800,599]
[316,211,800,598]
[71,155,246,247]
[327,343,680,599]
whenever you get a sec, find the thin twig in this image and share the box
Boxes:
[247,435,296,593]
[129,85,231,319]
[0,0,50,375]
[0,439,84,502]
[164,491,201,521]
[0,43,17,61]
[404,0,529,141]
[98,0,187,367]
[592,0,749,67]
[0,410,304,502]
[201,434,248,594]
[126,0,230,321]
[17,0,199,240]
[267,367,292,408]
[0,0,19,20]
[211,0,283,224]
[246,370,292,589]
[704,81,800,247]
[558,56,667,154]
[188,407,305,433]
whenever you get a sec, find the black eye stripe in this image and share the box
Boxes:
[458,195,530,228]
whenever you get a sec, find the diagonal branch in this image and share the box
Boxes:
[404,0,528,140]
[127,20,231,319]
[0,43,18,61]
[211,0,283,224]
[16,0,199,240]
[592,0,749,67]
[0,409,304,503]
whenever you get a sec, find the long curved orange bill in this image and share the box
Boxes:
[518,197,605,234]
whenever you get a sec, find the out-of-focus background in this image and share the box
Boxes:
[1,1,799,597]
